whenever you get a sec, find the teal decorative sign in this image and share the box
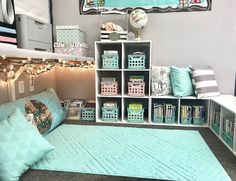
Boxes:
[79,0,212,14]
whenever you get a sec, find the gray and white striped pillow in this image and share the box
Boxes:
[191,68,220,98]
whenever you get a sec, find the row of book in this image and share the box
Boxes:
[212,110,221,125]
[222,118,234,138]
[61,99,95,117]
[153,103,176,117]
[212,109,235,138]
[181,106,206,119]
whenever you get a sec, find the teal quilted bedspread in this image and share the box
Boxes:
[32,125,231,181]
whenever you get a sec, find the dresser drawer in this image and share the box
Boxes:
[27,17,52,43]
[28,40,52,52]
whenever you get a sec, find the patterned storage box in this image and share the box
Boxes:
[128,82,145,96]
[81,107,95,121]
[127,108,144,123]
[102,107,119,122]
[56,25,85,44]
[54,47,88,57]
[101,31,127,41]
[101,82,118,96]
[153,116,163,123]
[102,54,119,69]
[211,122,220,135]
[128,54,146,69]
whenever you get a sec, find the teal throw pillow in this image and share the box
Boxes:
[0,108,55,181]
[170,66,194,97]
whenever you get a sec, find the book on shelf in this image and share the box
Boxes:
[153,104,164,117]
[164,104,175,117]
[181,106,192,119]
[222,117,235,138]
[192,106,205,119]
[213,110,221,125]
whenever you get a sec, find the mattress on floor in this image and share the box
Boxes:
[32,125,231,181]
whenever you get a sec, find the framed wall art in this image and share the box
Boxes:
[79,0,212,15]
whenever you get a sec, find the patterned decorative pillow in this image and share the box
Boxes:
[25,100,52,134]
[191,68,220,98]
[151,66,172,96]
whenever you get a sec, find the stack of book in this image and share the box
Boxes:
[223,117,235,138]
[213,110,221,125]
[129,76,144,83]
[153,104,164,118]
[103,102,117,109]
[164,104,176,118]
[193,106,205,120]
[180,105,193,124]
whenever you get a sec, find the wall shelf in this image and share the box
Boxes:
[0,46,94,101]
[0,46,94,62]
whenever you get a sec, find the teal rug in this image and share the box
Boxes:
[32,125,231,181]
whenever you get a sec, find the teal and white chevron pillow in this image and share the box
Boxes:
[0,108,55,181]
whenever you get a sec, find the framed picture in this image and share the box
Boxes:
[0,0,17,47]
[79,0,212,15]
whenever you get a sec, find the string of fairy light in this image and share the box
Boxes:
[0,55,95,82]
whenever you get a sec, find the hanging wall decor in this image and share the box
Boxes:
[79,0,212,14]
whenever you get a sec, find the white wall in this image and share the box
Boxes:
[53,0,236,95]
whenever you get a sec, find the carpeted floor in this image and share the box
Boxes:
[20,120,236,181]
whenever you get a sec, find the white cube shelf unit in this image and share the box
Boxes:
[210,95,236,156]
[95,41,209,126]
[95,41,152,123]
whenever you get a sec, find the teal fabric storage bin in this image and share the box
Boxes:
[211,122,220,135]
[193,118,204,125]
[222,131,234,148]
[81,107,95,121]
[56,25,85,44]
[102,54,119,69]
[181,118,192,125]
[127,108,144,123]
[165,116,175,124]
[227,135,234,148]
[153,116,163,123]
[222,131,228,143]
[128,54,146,69]
[102,107,119,122]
